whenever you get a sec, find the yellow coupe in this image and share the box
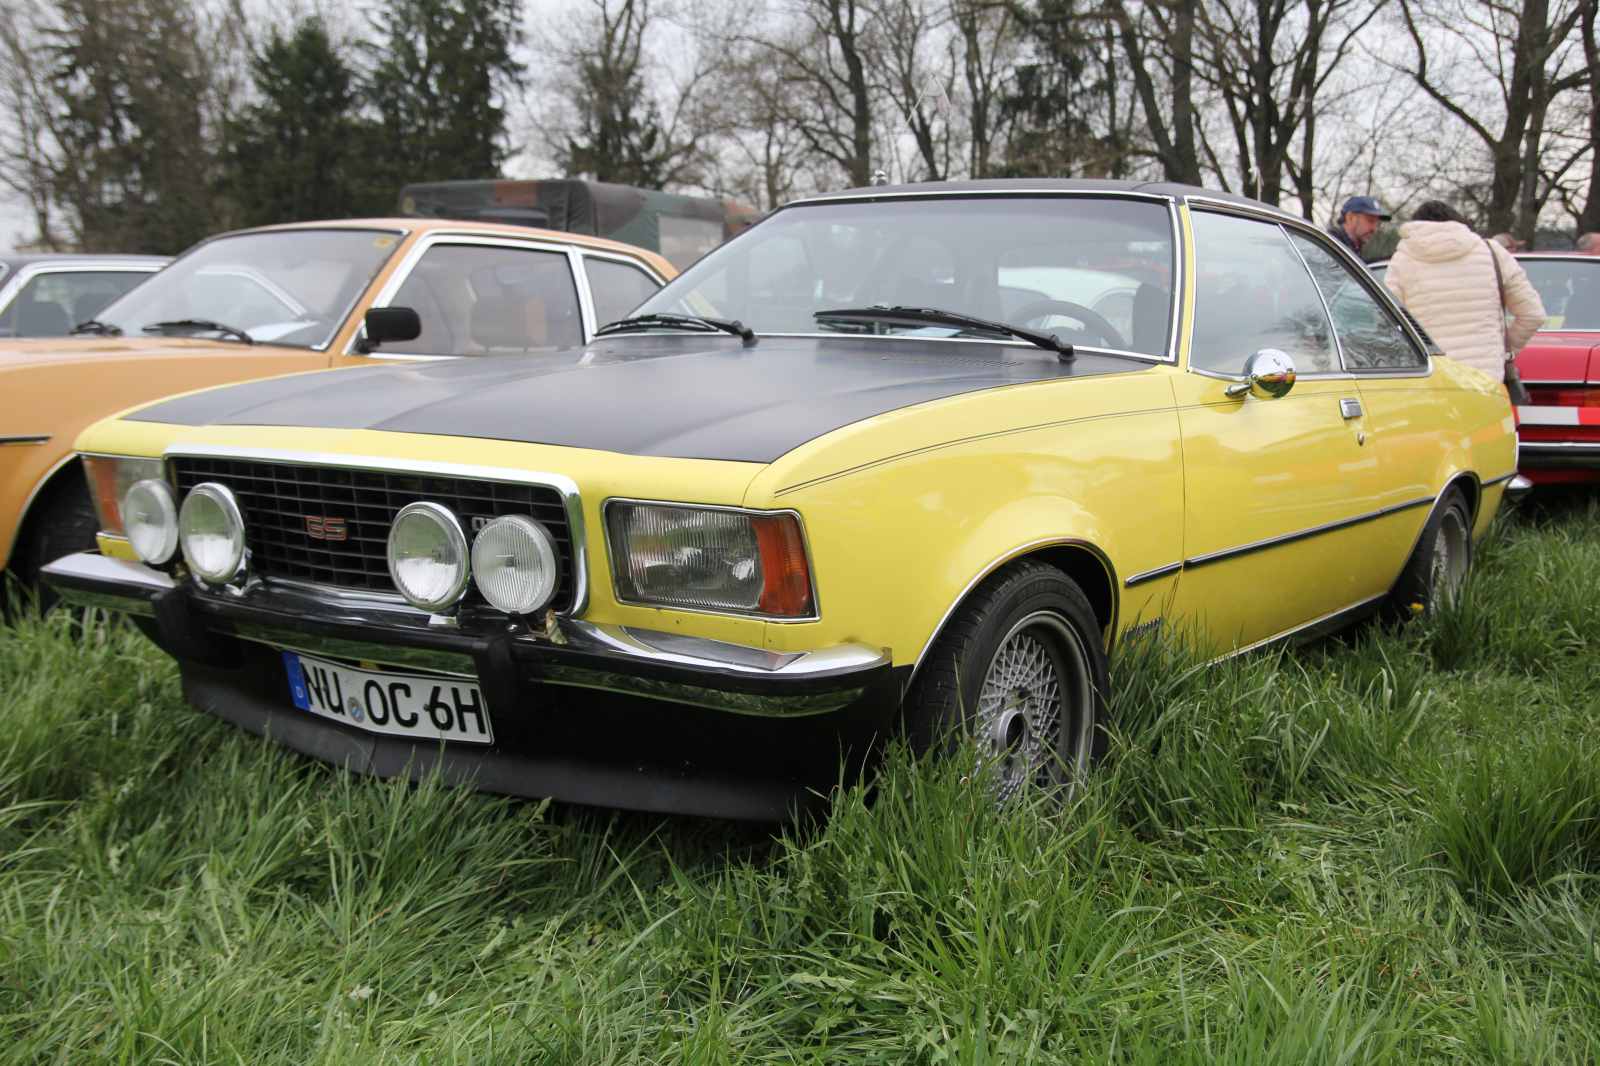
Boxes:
[47,180,1517,821]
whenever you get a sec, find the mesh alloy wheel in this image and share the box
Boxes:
[976,611,1094,802]
[906,560,1108,803]
[1429,503,1471,602]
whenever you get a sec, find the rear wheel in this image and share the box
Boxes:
[905,560,1107,802]
[1388,486,1472,617]
[7,470,99,614]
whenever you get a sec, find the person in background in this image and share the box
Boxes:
[1576,232,1600,254]
[1327,195,1391,258]
[1492,232,1526,250]
[1384,200,1544,389]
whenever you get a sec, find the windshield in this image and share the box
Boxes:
[94,229,403,348]
[629,197,1176,357]
[1522,258,1600,330]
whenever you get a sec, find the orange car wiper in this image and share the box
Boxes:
[141,319,254,345]
[815,306,1075,361]
[70,319,123,337]
[596,313,756,345]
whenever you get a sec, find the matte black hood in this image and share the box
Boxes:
[130,335,1145,464]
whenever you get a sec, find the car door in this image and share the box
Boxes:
[1286,230,1441,570]
[1169,207,1384,652]
[347,236,588,361]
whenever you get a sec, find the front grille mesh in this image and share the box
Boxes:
[170,457,575,609]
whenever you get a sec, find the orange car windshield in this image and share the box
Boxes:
[91,229,403,349]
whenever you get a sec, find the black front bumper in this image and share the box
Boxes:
[44,553,903,821]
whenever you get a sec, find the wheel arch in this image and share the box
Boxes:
[3,452,84,572]
[909,537,1118,682]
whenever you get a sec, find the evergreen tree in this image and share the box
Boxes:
[367,0,524,184]
[50,0,222,253]
[556,0,671,187]
[998,0,1109,178]
[226,19,387,225]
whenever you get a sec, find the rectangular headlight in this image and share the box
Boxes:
[605,501,816,619]
[82,454,165,537]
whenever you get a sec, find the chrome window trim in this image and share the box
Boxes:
[159,445,590,617]
[602,496,821,623]
[344,231,591,357]
[669,190,1183,364]
[1535,328,1600,334]
[1184,202,1434,381]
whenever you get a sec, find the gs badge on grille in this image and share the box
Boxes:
[305,516,347,541]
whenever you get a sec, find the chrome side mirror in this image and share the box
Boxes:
[1224,348,1296,399]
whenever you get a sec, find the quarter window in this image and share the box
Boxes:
[1189,211,1336,375]
[1289,232,1425,370]
[1521,258,1600,329]
[584,256,662,330]
[380,244,583,356]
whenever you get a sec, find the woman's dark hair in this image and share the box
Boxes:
[1412,200,1468,224]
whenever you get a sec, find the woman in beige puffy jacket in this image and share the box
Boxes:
[1383,200,1545,382]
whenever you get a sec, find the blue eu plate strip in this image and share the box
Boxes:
[283,651,311,710]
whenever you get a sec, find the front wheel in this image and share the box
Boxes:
[6,470,99,614]
[905,560,1108,802]
[1388,486,1473,618]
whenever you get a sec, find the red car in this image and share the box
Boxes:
[1509,253,1600,484]
[1373,253,1600,484]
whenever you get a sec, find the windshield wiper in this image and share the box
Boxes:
[70,319,123,337]
[596,313,756,345]
[141,319,255,345]
[814,306,1075,361]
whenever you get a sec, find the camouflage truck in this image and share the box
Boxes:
[396,179,760,271]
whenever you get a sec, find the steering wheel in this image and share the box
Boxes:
[1008,300,1125,350]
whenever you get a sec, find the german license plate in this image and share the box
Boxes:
[283,651,494,744]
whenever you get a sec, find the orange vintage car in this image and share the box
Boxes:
[1,219,673,603]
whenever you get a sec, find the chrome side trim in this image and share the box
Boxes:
[1183,494,1436,570]
[1124,561,1181,587]
[161,445,591,617]
[1,434,50,445]
[1481,471,1518,487]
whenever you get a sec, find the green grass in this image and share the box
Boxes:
[4,490,1600,1062]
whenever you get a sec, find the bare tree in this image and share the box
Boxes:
[1398,0,1592,239]
[1104,0,1202,184]
[949,0,1019,177]
[755,0,880,187]
[1194,0,1384,212]
[0,0,66,249]
[877,0,952,180]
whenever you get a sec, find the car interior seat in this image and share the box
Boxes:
[1131,283,1169,356]
[17,298,71,337]
[471,296,548,352]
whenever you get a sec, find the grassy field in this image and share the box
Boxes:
[3,491,1600,1064]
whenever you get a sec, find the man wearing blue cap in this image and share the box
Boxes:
[1328,195,1391,258]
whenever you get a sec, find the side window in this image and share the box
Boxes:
[1289,232,1426,370]
[379,244,583,356]
[1189,212,1337,375]
[0,270,147,337]
[584,256,662,329]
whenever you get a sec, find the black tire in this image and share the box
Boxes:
[904,560,1108,802]
[7,469,99,614]
[1388,486,1472,618]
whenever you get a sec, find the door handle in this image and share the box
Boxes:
[1339,397,1363,419]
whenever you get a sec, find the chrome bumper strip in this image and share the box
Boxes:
[1516,441,1600,467]
[40,553,889,717]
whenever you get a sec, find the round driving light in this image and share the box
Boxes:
[471,515,560,615]
[387,502,470,612]
[123,478,178,564]
[179,482,246,583]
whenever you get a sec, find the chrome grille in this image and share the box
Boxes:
[170,457,575,609]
